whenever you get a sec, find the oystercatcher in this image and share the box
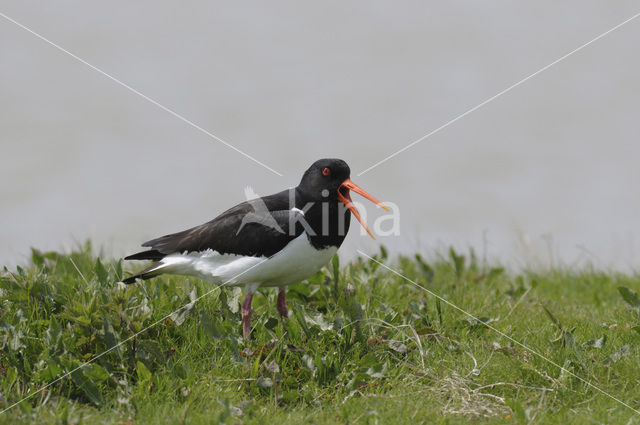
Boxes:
[123,158,386,338]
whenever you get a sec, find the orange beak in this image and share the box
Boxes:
[338,178,388,239]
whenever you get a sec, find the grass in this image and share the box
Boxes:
[1,242,639,424]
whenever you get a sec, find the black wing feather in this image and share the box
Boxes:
[125,189,305,260]
[124,249,165,261]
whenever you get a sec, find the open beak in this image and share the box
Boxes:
[338,178,388,239]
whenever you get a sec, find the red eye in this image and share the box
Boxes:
[322,167,331,176]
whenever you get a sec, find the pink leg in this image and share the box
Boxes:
[241,292,254,339]
[276,288,288,318]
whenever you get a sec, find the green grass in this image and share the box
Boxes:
[1,242,639,424]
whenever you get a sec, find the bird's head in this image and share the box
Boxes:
[297,158,388,238]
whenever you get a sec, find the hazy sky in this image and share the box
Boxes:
[1,2,639,270]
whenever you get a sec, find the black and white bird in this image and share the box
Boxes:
[123,158,386,338]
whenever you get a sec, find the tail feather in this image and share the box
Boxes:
[122,262,166,284]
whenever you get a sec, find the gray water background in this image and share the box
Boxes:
[1,2,639,271]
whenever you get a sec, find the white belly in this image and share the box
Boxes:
[161,233,337,288]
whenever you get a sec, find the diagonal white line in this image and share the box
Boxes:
[0,256,272,415]
[356,250,640,416]
[357,11,640,176]
[0,11,283,177]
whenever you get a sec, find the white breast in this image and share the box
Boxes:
[160,233,337,288]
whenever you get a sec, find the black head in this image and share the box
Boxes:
[296,158,388,239]
[297,158,351,200]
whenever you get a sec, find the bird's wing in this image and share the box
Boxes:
[125,189,306,260]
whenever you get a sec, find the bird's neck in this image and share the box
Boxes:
[294,189,351,249]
